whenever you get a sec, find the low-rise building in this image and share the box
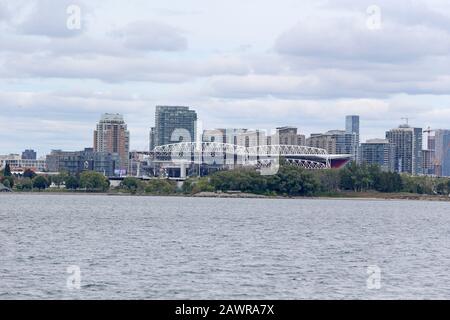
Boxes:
[46,148,120,176]
[0,154,46,173]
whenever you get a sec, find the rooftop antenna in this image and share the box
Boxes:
[401,117,409,126]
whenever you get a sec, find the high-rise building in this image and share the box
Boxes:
[203,128,248,145]
[93,113,130,172]
[21,149,37,160]
[359,139,396,172]
[386,124,423,175]
[153,106,197,147]
[269,127,306,146]
[422,150,435,175]
[307,133,337,154]
[345,115,360,160]
[428,134,436,151]
[201,129,248,168]
[329,130,358,157]
[307,130,357,157]
[346,115,360,137]
[422,129,436,175]
[434,129,450,177]
[236,130,267,148]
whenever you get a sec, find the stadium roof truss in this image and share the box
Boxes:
[152,142,341,170]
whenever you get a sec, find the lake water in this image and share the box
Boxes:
[1,194,449,299]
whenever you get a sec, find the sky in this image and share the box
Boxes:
[1,0,450,156]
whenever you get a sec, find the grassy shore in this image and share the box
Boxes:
[6,189,450,202]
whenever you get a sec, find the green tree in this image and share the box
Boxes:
[339,162,374,192]
[374,171,403,193]
[268,166,319,196]
[79,171,110,192]
[33,176,49,190]
[65,176,80,190]
[401,175,434,195]
[313,169,341,193]
[3,163,12,177]
[182,177,214,194]
[436,180,449,195]
[16,178,33,191]
[51,172,68,188]
[208,165,319,196]
[120,177,143,193]
[2,179,11,188]
[145,179,177,194]
[1,176,14,188]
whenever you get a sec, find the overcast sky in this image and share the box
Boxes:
[1,0,450,156]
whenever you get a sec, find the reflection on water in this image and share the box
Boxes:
[1,194,449,299]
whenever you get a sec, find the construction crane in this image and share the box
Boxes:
[423,126,435,150]
[423,126,435,134]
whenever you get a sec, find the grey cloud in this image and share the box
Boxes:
[110,20,188,52]
[3,0,450,155]
[18,0,86,38]
[207,65,450,101]
[258,1,450,100]
[151,8,204,17]
[0,53,251,82]
[0,90,153,154]
[2,89,450,154]
[323,0,450,30]
[275,15,450,63]
[0,5,9,21]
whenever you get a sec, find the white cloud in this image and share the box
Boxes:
[276,16,450,62]
[18,0,87,38]
[110,20,188,52]
[1,0,450,154]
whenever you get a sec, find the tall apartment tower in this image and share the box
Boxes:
[153,106,197,147]
[422,130,436,175]
[346,115,360,136]
[434,129,450,177]
[346,115,360,160]
[94,113,130,172]
[386,124,423,175]
[359,139,396,172]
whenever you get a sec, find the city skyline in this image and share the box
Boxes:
[2,0,450,154]
[0,105,438,156]
[0,109,432,154]
[3,0,450,304]
[2,109,447,179]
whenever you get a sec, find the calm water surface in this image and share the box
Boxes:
[1,194,449,299]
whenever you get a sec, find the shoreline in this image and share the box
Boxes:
[3,190,450,202]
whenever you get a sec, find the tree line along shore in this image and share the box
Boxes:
[1,161,450,200]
